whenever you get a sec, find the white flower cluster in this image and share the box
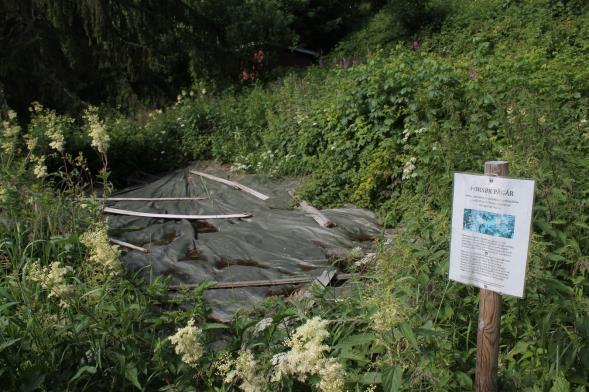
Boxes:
[221,349,265,392]
[272,317,345,392]
[371,295,405,334]
[401,127,427,145]
[1,110,21,155]
[28,261,73,307]
[31,155,48,179]
[25,134,38,152]
[402,157,417,180]
[46,116,65,153]
[84,106,109,154]
[169,318,204,367]
[80,224,121,275]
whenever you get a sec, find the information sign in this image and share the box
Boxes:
[449,173,535,297]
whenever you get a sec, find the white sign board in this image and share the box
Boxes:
[449,173,535,297]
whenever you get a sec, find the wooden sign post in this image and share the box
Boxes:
[448,161,535,392]
[475,161,508,391]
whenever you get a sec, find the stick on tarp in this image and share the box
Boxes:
[109,238,149,253]
[189,170,270,200]
[105,197,208,202]
[299,200,336,228]
[288,191,335,228]
[103,207,251,220]
[168,273,357,291]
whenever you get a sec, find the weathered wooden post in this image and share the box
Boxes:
[475,161,508,391]
[448,160,535,392]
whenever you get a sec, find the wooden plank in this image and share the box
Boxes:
[475,160,508,392]
[103,207,251,220]
[168,273,357,291]
[109,238,149,253]
[106,197,208,202]
[189,170,270,200]
[299,200,336,228]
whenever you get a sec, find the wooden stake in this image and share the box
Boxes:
[476,161,508,392]
[189,170,270,200]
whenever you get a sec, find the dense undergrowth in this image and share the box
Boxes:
[1,0,588,390]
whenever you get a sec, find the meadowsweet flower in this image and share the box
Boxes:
[80,224,121,275]
[32,155,48,178]
[169,318,203,367]
[219,350,267,391]
[273,317,330,381]
[84,106,109,154]
[25,134,38,152]
[46,117,65,152]
[215,352,234,381]
[28,262,73,307]
[1,110,21,154]
[371,295,405,334]
[272,317,345,391]
[318,358,345,392]
[232,350,265,392]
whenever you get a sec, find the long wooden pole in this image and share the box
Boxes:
[475,161,508,391]
[168,273,357,291]
[103,207,251,220]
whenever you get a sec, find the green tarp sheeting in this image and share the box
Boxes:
[108,162,381,321]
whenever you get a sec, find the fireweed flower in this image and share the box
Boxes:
[272,317,345,391]
[84,106,109,154]
[169,318,204,367]
[80,224,121,275]
[27,262,73,307]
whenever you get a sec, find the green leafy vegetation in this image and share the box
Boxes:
[1,0,588,390]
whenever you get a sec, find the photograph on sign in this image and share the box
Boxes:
[463,209,516,239]
[449,173,535,297]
